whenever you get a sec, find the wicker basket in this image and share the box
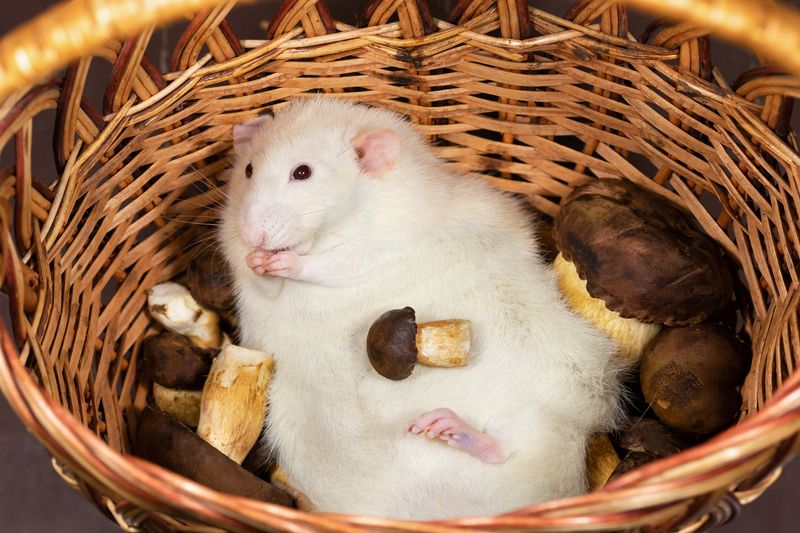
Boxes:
[1,0,799,530]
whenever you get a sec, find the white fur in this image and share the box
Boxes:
[220,98,624,520]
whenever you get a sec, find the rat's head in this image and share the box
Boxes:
[223,99,407,256]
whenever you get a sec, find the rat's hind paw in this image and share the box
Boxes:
[407,408,507,464]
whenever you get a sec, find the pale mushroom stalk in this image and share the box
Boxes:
[152,383,202,428]
[553,253,660,362]
[196,345,274,464]
[147,282,223,349]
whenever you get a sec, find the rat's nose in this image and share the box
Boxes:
[242,226,268,248]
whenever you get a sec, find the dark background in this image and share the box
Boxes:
[1,1,798,531]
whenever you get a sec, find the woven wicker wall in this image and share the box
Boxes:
[0,1,799,531]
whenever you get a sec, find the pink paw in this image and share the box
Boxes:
[407,408,507,464]
[246,249,301,278]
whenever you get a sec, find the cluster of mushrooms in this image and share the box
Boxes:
[552,179,750,487]
[136,178,750,502]
[135,250,295,507]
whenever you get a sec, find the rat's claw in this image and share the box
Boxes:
[262,251,301,278]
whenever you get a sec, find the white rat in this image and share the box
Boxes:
[220,98,623,520]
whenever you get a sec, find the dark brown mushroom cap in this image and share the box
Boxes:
[135,407,293,506]
[640,325,750,435]
[143,332,216,389]
[554,179,733,325]
[608,451,656,482]
[616,418,687,458]
[366,307,418,380]
[185,249,236,313]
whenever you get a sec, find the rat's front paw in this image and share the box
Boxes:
[246,249,302,279]
[407,408,507,464]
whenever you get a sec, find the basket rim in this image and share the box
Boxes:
[1,0,800,530]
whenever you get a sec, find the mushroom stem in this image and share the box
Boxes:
[553,253,660,362]
[196,344,273,464]
[416,320,470,367]
[152,383,201,428]
[586,433,620,491]
[147,282,223,349]
[271,466,315,512]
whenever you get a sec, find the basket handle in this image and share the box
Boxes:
[1,0,800,100]
[0,0,231,100]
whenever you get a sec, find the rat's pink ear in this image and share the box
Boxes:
[352,129,401,177]
[233,114,273,156]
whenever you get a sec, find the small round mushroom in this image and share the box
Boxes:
[143,331,217,428]
[640,325,750,435]
[608,451,655,482]
[615,417,688,458]
[185,249,236,317]
[143,332,216,390]
[553,179,734,360]
[366,307,470,381]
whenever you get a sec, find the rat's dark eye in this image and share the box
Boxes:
[245,163,253,179]
[292,164,312,181]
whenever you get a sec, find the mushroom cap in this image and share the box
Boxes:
[608,451,656,482]
[366,307,418,380]
[640,325,750,435]
[554,179,733,325]
[143,332,215,389]
[616,417,687,458]
[186,249,236,313]
[136,407,293,506]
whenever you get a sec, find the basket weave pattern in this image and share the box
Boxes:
[1,0,799,531]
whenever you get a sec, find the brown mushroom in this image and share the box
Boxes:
[143,332,217,428]
[640,325,749,435]
[135,406,293,506]
[616,417,688,458]
[366,307,470,381]
[553,179,734,360]
[185,249,236,318]
[150,384,202,428]
[143,332,216,390]
[608,451,655,482]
